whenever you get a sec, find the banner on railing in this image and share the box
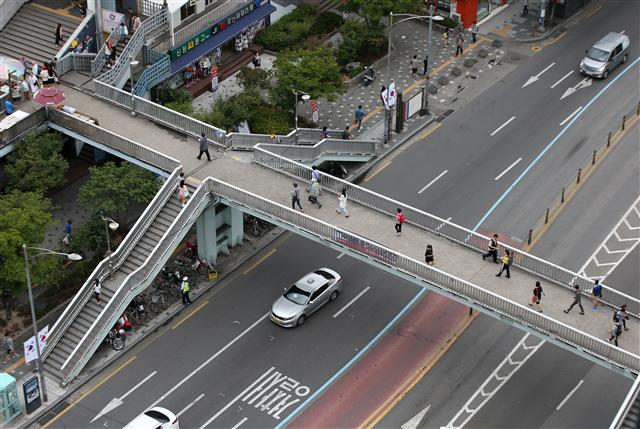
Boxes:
[334,230,398,266]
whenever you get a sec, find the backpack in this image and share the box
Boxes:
[398,213,406,224]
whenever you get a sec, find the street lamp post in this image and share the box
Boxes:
[383,12,393,144]
[22,245,82,403]
[101,213,119,278]
[129,56,139,116]
[422,6,443,116]
[292,90,310,132]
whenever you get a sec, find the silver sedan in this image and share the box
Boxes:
[270,268,342,327]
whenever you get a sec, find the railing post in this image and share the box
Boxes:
[527,229,533,245]
[544,208,550,224]
[607,131,611,148]
[622,115,626,131]
[561,187,565,203]
[592,150,596,165]
[576,168,581,184]
[637,101,640,116]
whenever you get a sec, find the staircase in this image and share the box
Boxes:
[44,183,187,382]
[0,3,81,67]
[96,34,132,76]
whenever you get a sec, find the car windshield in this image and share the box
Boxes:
[284,285,310,305]
[145,410,169,423]
[586,47,609,62]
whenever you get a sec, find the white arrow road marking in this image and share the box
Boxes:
[401,405,431,429]
[490,116,516,136]
[91,371,157,422]
[561,77,592,100]
[559,106,583,126]
[494,158,522,181]
[522,63,556,87]
[177,393,205,418]
[550,70,574,88]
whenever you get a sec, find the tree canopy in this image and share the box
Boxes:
[342,0,425,26]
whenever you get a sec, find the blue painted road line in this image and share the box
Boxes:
[274,287,427,429]
[471,57,640,233]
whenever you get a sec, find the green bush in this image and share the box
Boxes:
[255,5,317,51]
[440,16,459,29]
[336,21,386,68]
[309,11,344,35]
[251,106,291,134]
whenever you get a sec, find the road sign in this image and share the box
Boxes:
[23,325,48,364]
[211,65,219,93]
[310,100,319,123]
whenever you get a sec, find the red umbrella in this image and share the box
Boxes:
[34,86,66,106]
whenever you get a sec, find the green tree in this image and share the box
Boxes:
[270,48,343,111]
[0,191,58,289]
[336,21,386,67]
[78,162,160,222]
[342,0,424,26]
[196,90,264,132]
[6,132,68,194]
[236,66,270,91]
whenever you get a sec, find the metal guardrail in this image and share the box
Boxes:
[255,139,378,162]
[0,107,47,146]
[140,0,164,17]
[611,375,640,428]
[0,91,8,115]
[92,25,122,76]
[60,173,210,384]
[134,50,171,96]
[57,53,97,76]
[227,131,295,150]
[296,127,346,142]
[44,166,183,362]
[252,147,640,319]
[527,102,640,246]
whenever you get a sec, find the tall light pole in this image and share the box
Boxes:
[100,213,119,278]
[22,245,82,403]
[383,12,393,144]
[422,6,443,116]
[129,56,139,116]
[292,89,310,132]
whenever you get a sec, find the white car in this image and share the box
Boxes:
[124,407,179,429]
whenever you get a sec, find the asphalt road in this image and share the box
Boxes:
[49,235,421,428]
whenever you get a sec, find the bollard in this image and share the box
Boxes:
[637,101,640,116]
[545,208,550,224]
[622,115,626,131]
[577,168,582,184]
[561,187,565,203]
[592,150,596,165]
[607,131,611,148]
[528,229,533,245]
[469,307,473,317]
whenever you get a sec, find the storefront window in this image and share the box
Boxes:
[180,2,196,21]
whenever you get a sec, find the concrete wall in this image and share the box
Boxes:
[0,0,27,31]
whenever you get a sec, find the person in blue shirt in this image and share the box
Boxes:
[4,98,14,115]
[591,279,603,310]
[354,105,366,132]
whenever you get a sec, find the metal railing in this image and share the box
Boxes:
[255,139,378,162]
[44,166,183,362]
[60,174,210,384]
[227,131,295,150]
[610,375,640,428]
[57,53,97,76]
[527,102,640,246]
[252,147,640,318]
[0,107,47,146]
[0,91,8,115]
[92,25,122,76]
[140,0,164,17]
[133,50,171,96]
[94,80,227,147]
[55,12,95,60]
[296,127,346,142]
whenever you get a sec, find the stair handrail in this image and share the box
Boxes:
[43,165,183,361]
[610,375,640,428]
[92,23,123,76]
[254,139,378,162]
[60,180,211,384]
[55,12,95,61]
[57,52,97,76]
[0,106,47,147]
[133,50,171,96]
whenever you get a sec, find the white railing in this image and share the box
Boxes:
[255,139,378,162]
[57,53,97,76]
[133,51,171,96]
[252,147,640,318]
[92,25,122,76]
[140,0,164,17]
[610,375,640,428]
[0,107,47,146]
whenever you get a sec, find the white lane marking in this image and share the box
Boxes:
[490,116,516,136]
[337,253,345,259]
[333,286,371,318]
[522,63,556,88]
[402,404,431,429]
[231,417,248,429]
[556,380,584,411]
[177,393,205,418]
[559,106,583,126]
[150,313,269,409]
[418,170,448,194]
[199,367,275,429]
[91,371,157,422]
[494,158,522,181]
[550,70,574,88]
[561,77,592,100]
[444,334,544,428]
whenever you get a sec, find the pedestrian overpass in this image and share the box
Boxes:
[5,101,636,386]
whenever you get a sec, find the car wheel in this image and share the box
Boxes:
[603,69,609,78]
[330,290,339,302]
[296,315,305,326]
[622,54,628,63]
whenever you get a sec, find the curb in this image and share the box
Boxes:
[18,229,286,429]
[514,0,601,43]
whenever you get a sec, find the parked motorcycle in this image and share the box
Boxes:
[106,327,125,351]
[363,65,376,86]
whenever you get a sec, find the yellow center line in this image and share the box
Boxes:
[242,248,277,275]
[542,31,567,47]
[41,356,137,429]
[584,4,603,19]
[364,160,392,182]
[172,300,209,330]
[416,121,443,141]
[360,312,478,429]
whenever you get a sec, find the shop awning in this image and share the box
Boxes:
[170,3,276,74]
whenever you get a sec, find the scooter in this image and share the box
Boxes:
[363,65,376,86]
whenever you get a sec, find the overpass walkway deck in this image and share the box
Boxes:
[51,84,640,377]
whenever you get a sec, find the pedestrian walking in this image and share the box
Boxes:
[132,15,142,33]
[423,55,429,76]
[614,304,629,331]
[336,188,349,217]
[3,99,14,116]
[471,21,478,43]
[482,234,499,263]
[591,279,603,310]
[2,332,17,364]
[118,21,129,40]
[20,75,30,100]
[496,249,512,278]
[354,105,365,131]
[27,71,39,94]
[54,23,63,46]
[394,208,406,236]
[522,0,529,16]
[529,281,544,312]
[46,58,59,82]
[291,183,303,211]
[197,132,212,161]
[252,51,261,67]
[10,82,20,102]
[181,277,191,305]
[424,244,434,266]
[308,165,322,194]
[110,44,118,67]
[322,126,329,139]
[93,278,102,304]
[178,179,189,207]
[308,179,322,208]
[341,126,351,140]
[455,34,464,57]
[127,7,135,31]
[443,29,450,47]
[410,55,418,76]
[564,285,585,315]
[609,320,623,346]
